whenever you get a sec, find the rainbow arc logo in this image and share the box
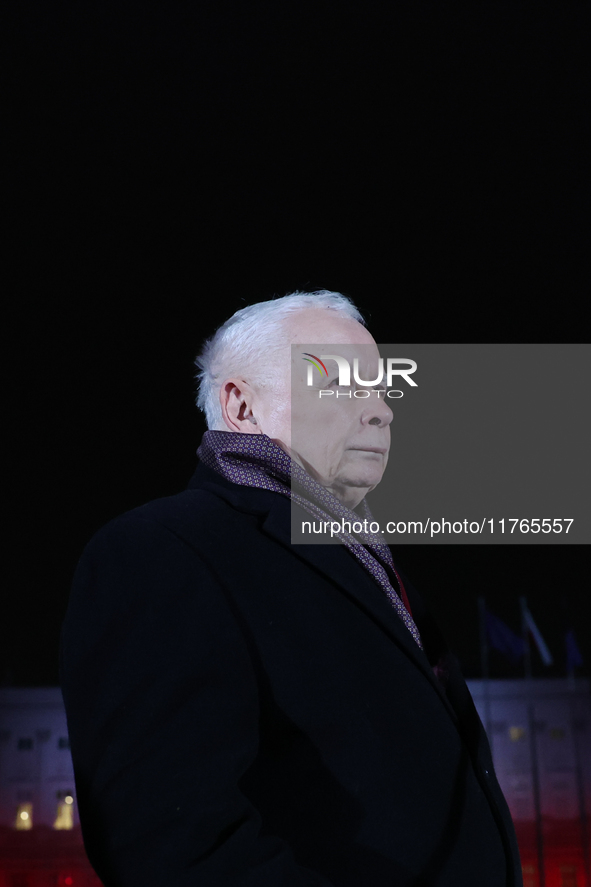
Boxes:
[302,353,328,376]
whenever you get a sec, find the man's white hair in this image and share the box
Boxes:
[195,290,365,430]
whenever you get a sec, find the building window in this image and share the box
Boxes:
[550,727,566,740]
[57,737,70,750]
[559,865,578,887]
[509,726,526,742]
[17,737,33,750]
[491,721,507,734]
[53,797,74,831]
[15,803,33,830]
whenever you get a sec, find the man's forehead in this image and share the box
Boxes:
[286,308,374,345]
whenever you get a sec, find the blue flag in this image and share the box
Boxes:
[485,610,526,664]
[566,629,583,672]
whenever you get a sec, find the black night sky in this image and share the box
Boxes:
[5,0,589,686]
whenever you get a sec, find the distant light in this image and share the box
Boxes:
[64,795,74,805]
[15,802,33,829]
[64,878,73,886]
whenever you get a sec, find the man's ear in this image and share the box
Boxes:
[219,379,261,433]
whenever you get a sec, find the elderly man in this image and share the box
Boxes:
[60,291,522,887]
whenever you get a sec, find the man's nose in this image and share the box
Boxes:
[362,396,393,427]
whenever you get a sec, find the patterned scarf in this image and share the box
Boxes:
[197,431,423,649]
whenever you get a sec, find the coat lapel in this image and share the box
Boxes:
[261,495,460,725]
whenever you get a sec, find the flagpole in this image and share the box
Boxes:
[477,596,492,740]
[520,596,546,887]
[520,595,532,681]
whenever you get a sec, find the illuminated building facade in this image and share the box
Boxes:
[1,681,589,886]
[467,679,591,887]
[0,689,99,887]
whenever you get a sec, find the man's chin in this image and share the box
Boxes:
[336,474,385,503]
[342,468,385,489]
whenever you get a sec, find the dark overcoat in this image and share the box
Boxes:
[60,460,523,886]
